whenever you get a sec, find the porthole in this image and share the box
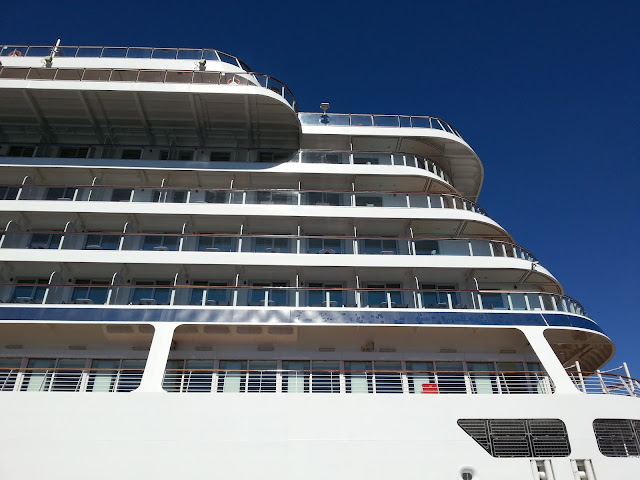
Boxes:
[459,466,475,480]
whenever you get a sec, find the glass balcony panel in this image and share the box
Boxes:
[482,292,507,310]
[283,361,309,393]
[510,293,528,311]
[350,115,373,127]
[217,361,247,393]
[468,362,497,394]
[373,115,400,127]
[415,239,439,255]
[21,359,55,391]
[346,361,372,393]
[407,362,436,394]
[88,359,119,392]
[440,240,469,256]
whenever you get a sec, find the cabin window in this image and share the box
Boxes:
[197,235,235,252]
[58,147,90,158]
[307,237,342,254]
[85,233,120,250]
[111,188,133,202]
[355,195,382,207]
[12,279,48,303]
[131,280,172,305]
[71,279,110,305]
[254,236,290,253]
[45,186,77,200]
[0,186,19,200]
[189,282,229,306]
[29,232,63,249]
[249,282,288,306]
[120,149,142,160]
[308,283,344,307]
[7,145,36,157]
[209,151,231,162]
[142,235,180,251]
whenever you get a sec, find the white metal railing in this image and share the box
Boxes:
[0,367,144,392]
[569,363,640,397]
[162,368,554,394]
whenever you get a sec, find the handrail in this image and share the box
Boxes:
[568,371,640,397]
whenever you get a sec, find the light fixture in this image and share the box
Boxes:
[320,102,330,113]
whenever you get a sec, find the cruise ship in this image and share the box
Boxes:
[0,43,638,480]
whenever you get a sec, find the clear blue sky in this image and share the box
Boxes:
[3,1,639,373]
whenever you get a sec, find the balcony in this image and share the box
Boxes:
[299,113,461,138]
[0,183,486,215]
[162,365,553,395]
[0,283,588,317]
[1,44,253,68]
[1,230,536,260]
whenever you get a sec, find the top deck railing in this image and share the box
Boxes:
[0,45,252,70]
[298,113,463,138]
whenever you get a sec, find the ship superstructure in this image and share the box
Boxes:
[0,44,638,480]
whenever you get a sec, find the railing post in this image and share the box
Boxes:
[575,361,586,393]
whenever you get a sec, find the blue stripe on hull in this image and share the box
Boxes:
[0,307,605,334]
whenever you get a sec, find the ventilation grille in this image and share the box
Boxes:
[593,419,640,457]
[458,419,570,457]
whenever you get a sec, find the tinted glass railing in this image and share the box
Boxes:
[1,231,536,261]
[299,113,461,138]
[0,284,587,317]
[0,45,251,70]
[0,66,296,111]
[2,184,486,215]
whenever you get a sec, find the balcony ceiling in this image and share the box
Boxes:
[0,87,301,150]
